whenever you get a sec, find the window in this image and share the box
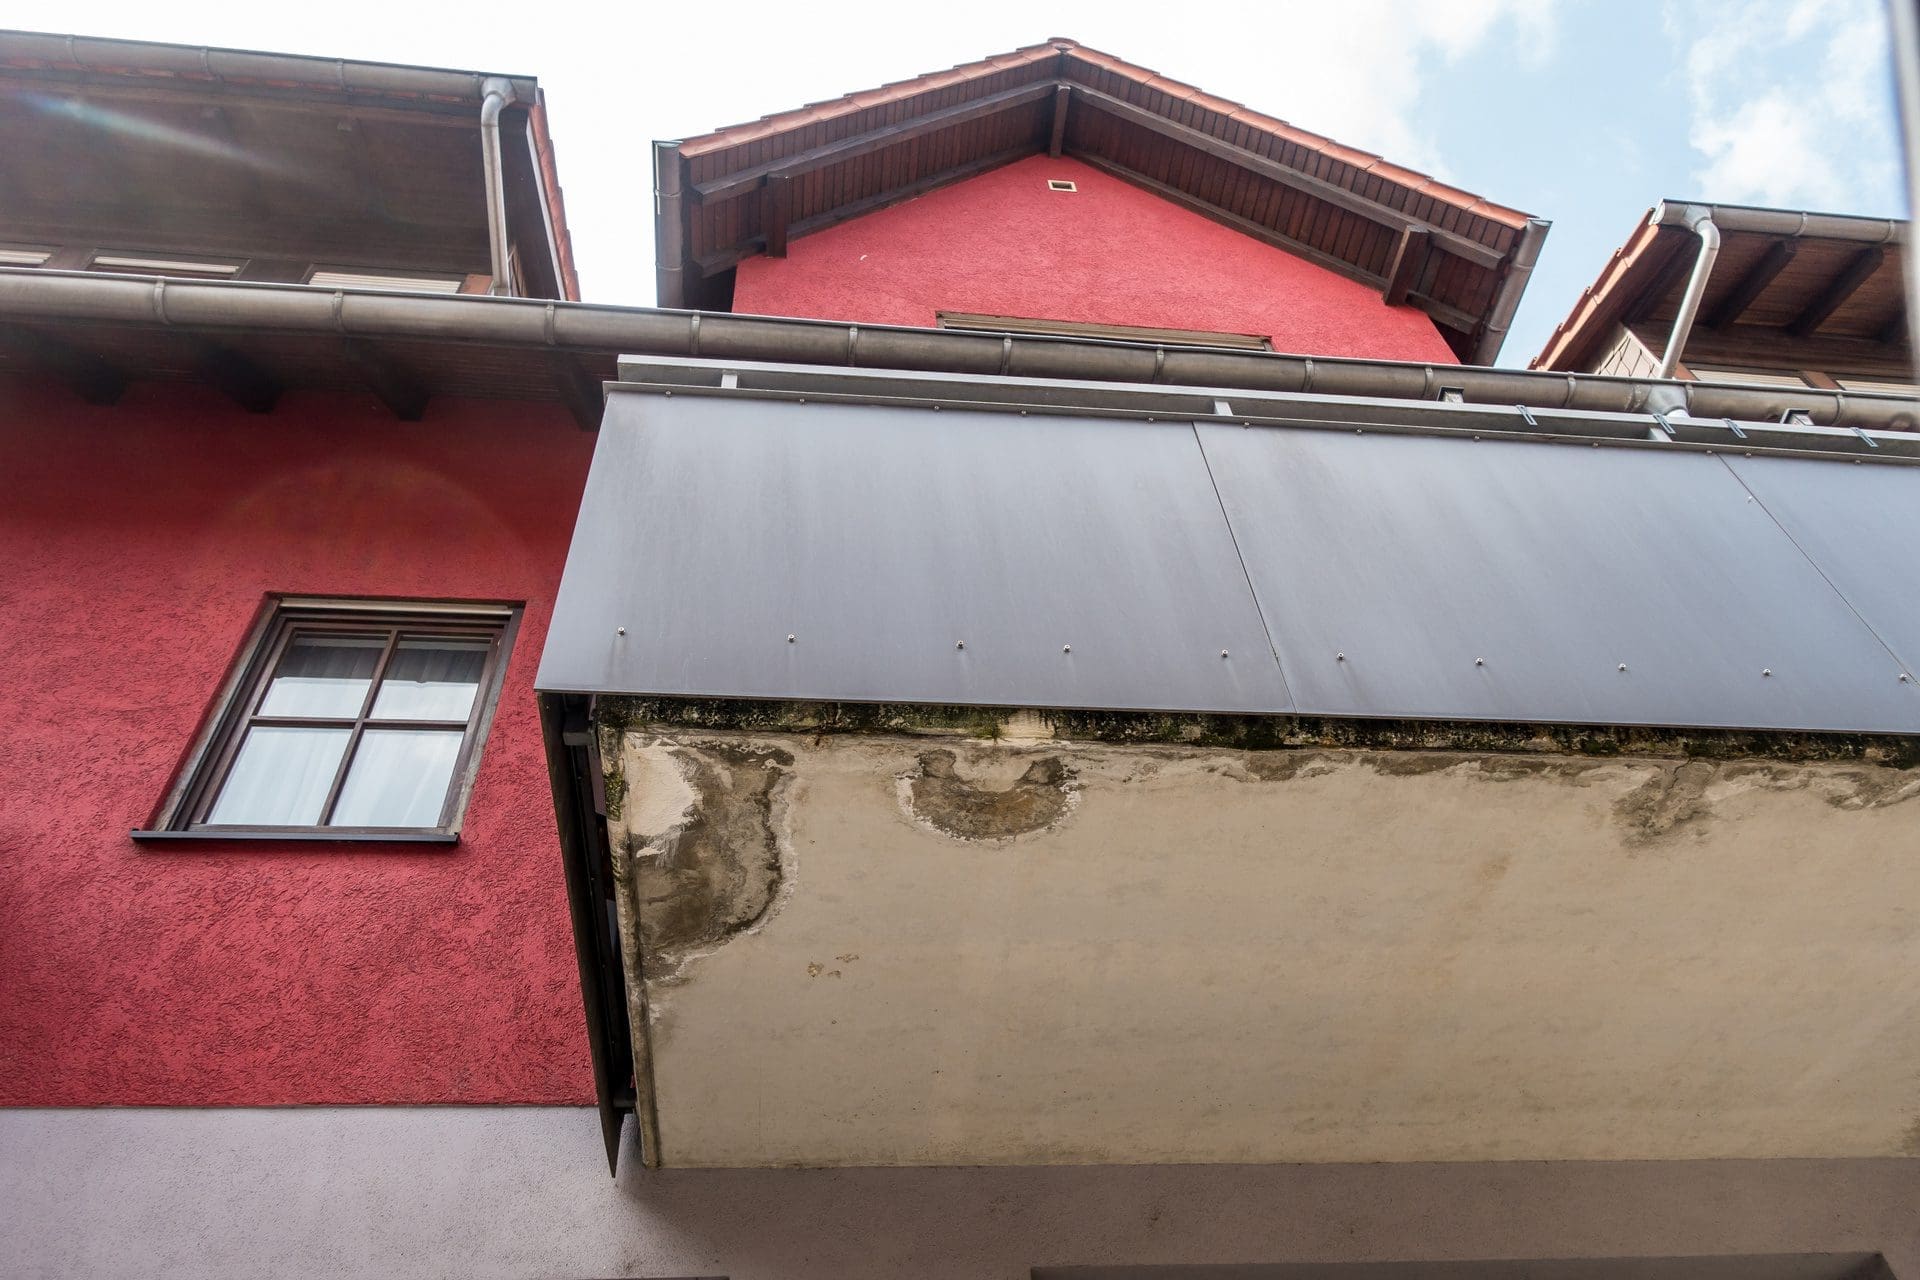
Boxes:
[0,245,51,266]
[305,268,466,294]
[1685,365,1814,388]
[137,599,518,843]
[90,252,243,279]
[1836,377,1918,396]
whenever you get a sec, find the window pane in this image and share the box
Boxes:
[328,729,464,828]
[206,726,350,825]
[369,639,488,721]
[258,635,384,717]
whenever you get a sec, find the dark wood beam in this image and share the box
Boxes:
[762,174,790,259]
[1381,227,1430,307]
[548,351,605,430]
[1704,239,1796,329]
[1789,246,1885,337]
[1622,234,1699,326]
[1069,151,1479,335]
[692,80,1057,203]
[340,338,429,421]
[1069,84,1506,270]
[192,341,280,413]
[1047,83,1071,159]
[0,324,127,404]
[695,144,1041,278]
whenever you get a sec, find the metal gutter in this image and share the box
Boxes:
[3,268,1916,431]
[1469,216,1551,365]
[0,28,538,103]
[652,141,686,310]
[1655,203,1722,379]
[1889,0,1920,372]
[1651,200,1906,244]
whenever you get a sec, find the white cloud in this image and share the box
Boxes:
[1672,0,1903,212]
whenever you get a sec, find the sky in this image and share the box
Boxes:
[3,0,1907,367]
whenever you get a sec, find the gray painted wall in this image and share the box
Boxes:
[3,1109,1916,1279]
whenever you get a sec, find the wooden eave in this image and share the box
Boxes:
[657,39,1546,362]
[1532,207,1910,376]
[0,29,579,300]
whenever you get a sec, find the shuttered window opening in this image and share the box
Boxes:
[0,246,51,266]
[1687,365,1815,389]
[306,269,465,293]
[90,253,242,278]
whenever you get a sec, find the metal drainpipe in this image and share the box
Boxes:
[1655,204,1722,379]
[480,77,517,297]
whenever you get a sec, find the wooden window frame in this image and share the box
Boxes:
[133,597,520,846]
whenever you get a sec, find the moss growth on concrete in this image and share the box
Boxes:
[595,696,1920,768]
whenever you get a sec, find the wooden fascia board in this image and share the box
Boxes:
[689,80,1058,203]
[1068,84,1505,270]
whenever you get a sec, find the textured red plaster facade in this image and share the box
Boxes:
[0,377,596,1106]
[733,154,1460,364]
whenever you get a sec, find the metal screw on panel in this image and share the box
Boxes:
[1475,657,1485,666]
[932,404,942,411]
[1901,674,1911,683]
[1336,652,1346,661]
[616,627,626,636]
[1618,663,1628,672]
[1062,645,1072,654]
[955,641,965,650]
[1220,649,1230,658]
[1762,669,1773,677]
[787,634,796,644]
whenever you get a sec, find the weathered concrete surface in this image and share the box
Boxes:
[608,730,1920,1168]
[4,1109,1918,1280]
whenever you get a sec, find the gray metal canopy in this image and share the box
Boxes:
[538,366,1920,733]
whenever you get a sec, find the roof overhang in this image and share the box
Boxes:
[0,29,578,300]
[652,39,1548,363]
[7,270,1915,433]
[1533,201,1908,374]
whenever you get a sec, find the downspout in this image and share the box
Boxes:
[1654,203,1721,378]
[480,77,518,297]
[1889,0,1920,372]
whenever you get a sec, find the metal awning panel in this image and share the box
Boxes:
[537,391,1291,712]
[1198,424,1920,731]
[1726,454,1920,678]
[540,378,1920,733]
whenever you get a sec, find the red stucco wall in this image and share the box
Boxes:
[0,377,597,1106]
[733,154,1459,363]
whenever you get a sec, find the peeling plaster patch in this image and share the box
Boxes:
[1617,759,1920,846]
[898,748,1078,842]
[620,740,796,985]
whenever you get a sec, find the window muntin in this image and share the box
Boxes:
[150,600,517,841]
